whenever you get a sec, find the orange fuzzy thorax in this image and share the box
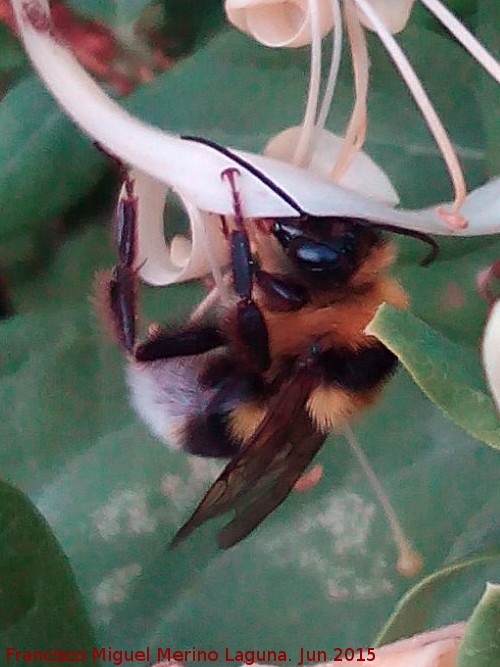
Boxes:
[222,235,406,439]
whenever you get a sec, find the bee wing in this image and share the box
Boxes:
[170,362,323,548]
[217,417,326,548]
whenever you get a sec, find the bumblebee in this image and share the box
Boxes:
[98,141,437,548]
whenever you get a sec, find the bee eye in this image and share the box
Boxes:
[291,238,340,268]
[287,238,354,282]
[271,220,357,283]
[271,219,302,245]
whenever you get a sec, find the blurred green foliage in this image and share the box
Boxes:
[0,0,499,663]
[456,583,500,666]
[0,481,96,663]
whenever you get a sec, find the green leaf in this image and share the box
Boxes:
[159,0,225,54]
[368,304,500,449]
[393,237,500,343]
[1,5,499,658]
[0,25,26,73]
[65,0,224,52]
[0,480,96,664]
[65,0,153,25]
[411,0,479,33]
[476,2,500,175]
[376,552,500,645]
[457,583,500,667]
[0,76,105,241]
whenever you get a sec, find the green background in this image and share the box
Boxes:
[0,0,499,664]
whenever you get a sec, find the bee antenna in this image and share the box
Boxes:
[181,136,439,267]
[181,135,305,215]
[355,219,439,266]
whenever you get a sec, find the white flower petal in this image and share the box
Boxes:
[264,126,400,204]
[150,624,464,666]
[356,0,416,34]
[125,170,228,286]
[225,0,334,47]
[482,300,500,415]
[353,624,463,667]
[11,0,300,218]
[13,0,500,240]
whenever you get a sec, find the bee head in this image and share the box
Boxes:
[271,216,380,287]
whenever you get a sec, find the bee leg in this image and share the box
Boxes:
[219,214,229,238]
[135,324,225,362]
[223,168,271,372]
[93,145,145,352]
[100,167,227,362]
[255,270,307,312]
[107,173,139,353]
[230,228,271,371]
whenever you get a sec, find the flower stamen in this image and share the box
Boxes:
[315,0,343,132]
[330,0,369,182]
[352,0,468,229]
[293,0,323,167]
[343,425,423,577]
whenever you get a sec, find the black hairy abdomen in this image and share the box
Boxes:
[184,368,265,458]
[184,413,240,458]
[319,342,398,391]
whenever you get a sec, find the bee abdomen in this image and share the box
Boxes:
[319,342,398,391]
[183,413,241,458]
[306,342,397,432]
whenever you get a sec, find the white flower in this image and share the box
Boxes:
[483,301,500,414]
[150,623,465,666]
[12,0,500,287]
[226,0,500,230]
[479,261,500,416]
